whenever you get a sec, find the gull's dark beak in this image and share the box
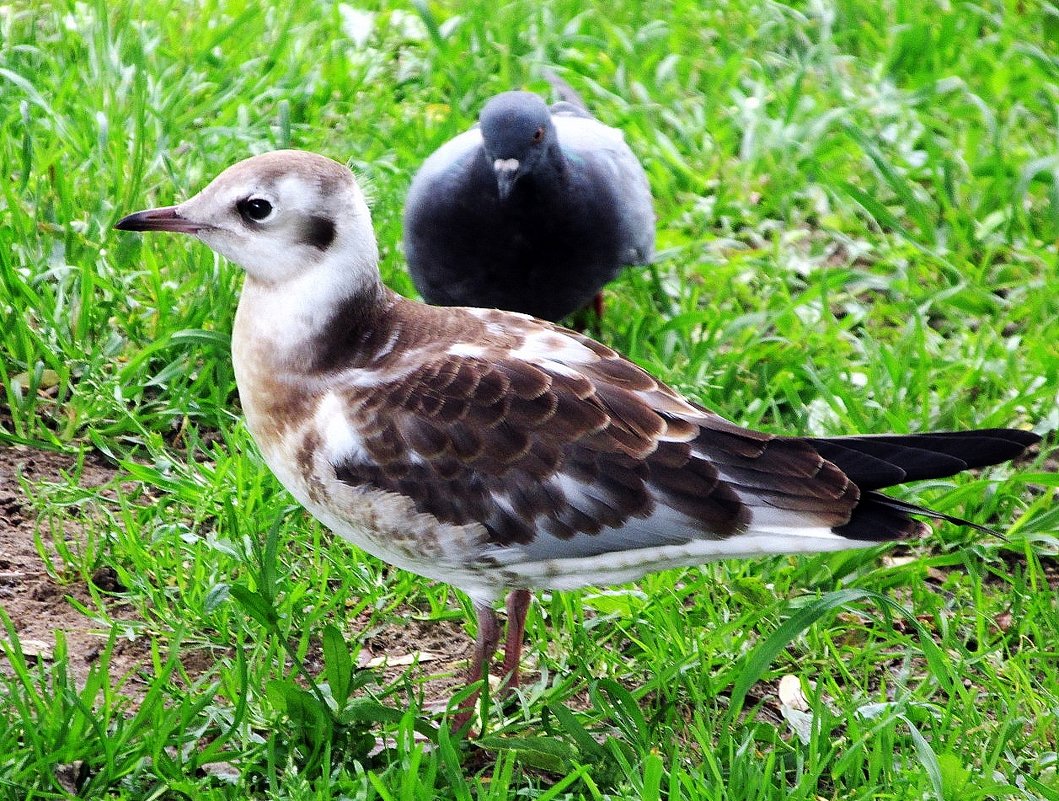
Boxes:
[114,206,201,234]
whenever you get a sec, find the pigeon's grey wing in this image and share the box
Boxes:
[549,100,595,120]
[404,128,490,303]
[542,66,591,112]
[555,115,655,265]
[405,127,484,210]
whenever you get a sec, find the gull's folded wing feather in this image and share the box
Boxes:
[328,312,871,566]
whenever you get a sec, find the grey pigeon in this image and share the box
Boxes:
[403,90,654,322]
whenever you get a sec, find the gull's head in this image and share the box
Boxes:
[479,91,557,200]
[115,150,378,285]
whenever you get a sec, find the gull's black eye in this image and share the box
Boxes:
[237,197,273,222]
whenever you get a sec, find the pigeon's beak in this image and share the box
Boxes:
[115,205,202,234]
[493,158,520,201]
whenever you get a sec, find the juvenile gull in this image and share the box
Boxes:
[403,90,654,321]
[116,150,1039,727]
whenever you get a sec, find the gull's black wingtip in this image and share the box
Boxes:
[815,426,1042,543]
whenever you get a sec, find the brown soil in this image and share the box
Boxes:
[298,610,479,712]
[0,444,152,692]
[0,443,490,708]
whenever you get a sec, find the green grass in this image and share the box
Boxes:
[1,0,1058,797]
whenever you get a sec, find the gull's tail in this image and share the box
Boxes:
[800,428,1041,541]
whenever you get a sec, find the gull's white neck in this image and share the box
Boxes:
[231,230,380,368]
[230,232,383,449]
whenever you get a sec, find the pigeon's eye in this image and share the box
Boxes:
[532,127,544,142]
[237,197,274,222]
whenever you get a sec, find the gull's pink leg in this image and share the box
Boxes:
[452,602,500,733]
[500,589,532,692]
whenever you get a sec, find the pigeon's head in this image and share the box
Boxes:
[115,150,378,286]
[479,91,558,200]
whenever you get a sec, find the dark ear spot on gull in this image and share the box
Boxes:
[302,215,337,251]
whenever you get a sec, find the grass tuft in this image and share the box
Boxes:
[0,0,1056,797]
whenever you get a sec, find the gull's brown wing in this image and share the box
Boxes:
[328,310,867,563]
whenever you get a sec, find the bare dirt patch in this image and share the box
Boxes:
[0,444,150,688]
[302,609,511,707]
[0,443,491,709]
[358,612,472,689]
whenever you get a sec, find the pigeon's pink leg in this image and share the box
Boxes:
[592,292,605,320]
